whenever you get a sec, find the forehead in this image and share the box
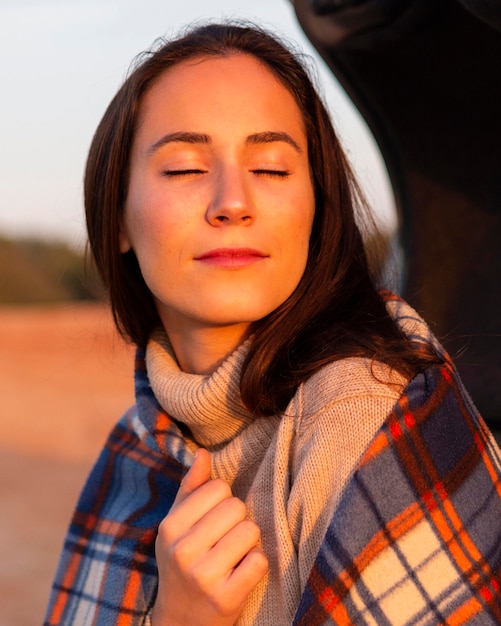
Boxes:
[135,53,307,141]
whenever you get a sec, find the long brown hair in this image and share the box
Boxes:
[85,22,441,416]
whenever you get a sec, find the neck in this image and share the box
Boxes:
[160,321,251,375]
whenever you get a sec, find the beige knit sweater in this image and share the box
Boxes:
[146,331,409,625]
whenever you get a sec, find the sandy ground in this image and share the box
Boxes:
[0,304,135,626]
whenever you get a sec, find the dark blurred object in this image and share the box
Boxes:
[292,0,501,422]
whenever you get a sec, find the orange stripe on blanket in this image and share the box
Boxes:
[359,430,390,466]
[47,552,83,624]
[476,431,501,501]
[319,587,340,611]
[441,366,453,385]
[444,596,483,625]
[334,501,425,593]
[389,421,404,440]
[360,400,417,467]
[480,578,499,602]
[47,590,70,625]
[429,495,498,601]
[403,411,416,428]
[422,482,446,512]
[117,569,143,626]
[319,587,352,624]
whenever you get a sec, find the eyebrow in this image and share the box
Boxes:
[246,131,302,153]
[148,132,210,154]
[147,130,302,154]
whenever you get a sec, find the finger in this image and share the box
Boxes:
[176,448,212,504]
[173,496,248,557]
[188,546,268,620]
[208,519,262,572]
[176,524,267,611]
[225,546,269,604]
[177,518,262,589]
[159,477,234,545]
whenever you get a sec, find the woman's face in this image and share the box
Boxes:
[121,53,315,343]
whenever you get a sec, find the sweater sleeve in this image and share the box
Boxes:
[294,362,501,625]
[43,407,186,626]
[287,357,407,590]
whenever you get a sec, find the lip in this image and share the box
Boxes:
[194,247,269,268]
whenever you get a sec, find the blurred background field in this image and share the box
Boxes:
[0,237,135,625]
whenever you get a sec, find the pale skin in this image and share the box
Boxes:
[120,53,315,624]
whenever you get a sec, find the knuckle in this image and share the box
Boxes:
[228,496,247,518]
[188,563,225,605]
[168,535,194,568]
[243,547,269,581]
[253,549,269,574]
[211,477,233,499]
[156,516,175,546]
[239,519,260,543]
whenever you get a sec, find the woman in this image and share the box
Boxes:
[45,23,501,626]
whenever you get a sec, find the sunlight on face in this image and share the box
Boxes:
[121,53,315,361]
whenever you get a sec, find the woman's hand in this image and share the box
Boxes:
[151,449,268,626]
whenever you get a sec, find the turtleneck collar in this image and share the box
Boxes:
[144,295,436,453]
[145,327,256,449]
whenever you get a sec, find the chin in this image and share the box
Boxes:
[217,305,280,324]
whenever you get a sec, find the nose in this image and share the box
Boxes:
[206,166,255,226]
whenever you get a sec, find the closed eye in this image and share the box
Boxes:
[162,169,206,177]
[251,169,290,178]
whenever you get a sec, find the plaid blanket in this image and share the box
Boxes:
[45,320,501,625]
[44,356,186,625]
[295,360,501,625]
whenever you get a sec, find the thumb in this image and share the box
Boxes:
[175,448,212,504]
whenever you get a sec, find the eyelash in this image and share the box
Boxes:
[162,169,206,177]
[251,169,290,178]
[161,169,290,178]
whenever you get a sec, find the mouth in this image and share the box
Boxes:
[194,248,268,268]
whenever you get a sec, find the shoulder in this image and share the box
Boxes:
[383,290,446,355]
[292,292,446,418]
[286,358,410,513]
[295,356,408,422]
[82,406,184,504]
[284,358,411,578]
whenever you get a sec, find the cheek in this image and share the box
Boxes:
[122,194,169,252]
[290,191,315,251]
[279,212,314,291]
[294,201,315,278]
[122,199,193,289]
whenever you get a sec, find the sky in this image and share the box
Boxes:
[0,0,395,249]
